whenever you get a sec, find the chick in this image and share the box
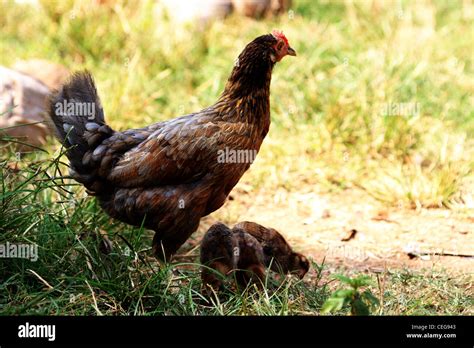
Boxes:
[200,222,265,291]
[200,222,237,291]
[232,228,266,288]
[233,221,309,279]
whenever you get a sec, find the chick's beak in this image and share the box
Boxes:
[287,46,297,56]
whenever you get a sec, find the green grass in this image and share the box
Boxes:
[0,0,473,315]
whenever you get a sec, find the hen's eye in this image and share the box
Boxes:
[277,41,284,50]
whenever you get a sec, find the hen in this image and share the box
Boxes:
[48,30,296,261]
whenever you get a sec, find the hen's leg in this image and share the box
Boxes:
[152,232,181,262]
[152,220,200,261]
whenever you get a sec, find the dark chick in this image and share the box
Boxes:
[200,222,265,291]
[48,31,296,261]
[234,221,310,279]
[200,222,237,291]
[232,228,266,289]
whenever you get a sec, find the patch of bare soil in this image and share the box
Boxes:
[194,187,473,276]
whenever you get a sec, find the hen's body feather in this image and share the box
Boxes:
[48,33,290,260]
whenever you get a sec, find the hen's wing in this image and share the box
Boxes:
[105,112,252,188]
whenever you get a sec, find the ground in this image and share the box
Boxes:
[170,184,472,277]
[202,185,474,274]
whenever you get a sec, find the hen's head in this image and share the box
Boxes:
[240,30,296,65]
[269,30,297,62]
[225,30,296,95]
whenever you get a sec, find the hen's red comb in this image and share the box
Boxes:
[271,30,289,45]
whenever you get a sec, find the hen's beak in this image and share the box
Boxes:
[287,46,297,56]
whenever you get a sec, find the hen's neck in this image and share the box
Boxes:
[222,51,274,98]
[214,57,274,131]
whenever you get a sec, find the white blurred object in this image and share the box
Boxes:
[232,0,271,18]
[157,0,291,25]
[232,0,291,17]
[160,0,232,25]
[0,67,50,150]
[13,59,70,91]
[14,0,40,5]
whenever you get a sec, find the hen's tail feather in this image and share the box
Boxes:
[48,71,114,192]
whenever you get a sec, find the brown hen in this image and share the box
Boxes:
[48,31,296,261]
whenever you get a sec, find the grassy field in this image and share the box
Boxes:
[0,0,473,315]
